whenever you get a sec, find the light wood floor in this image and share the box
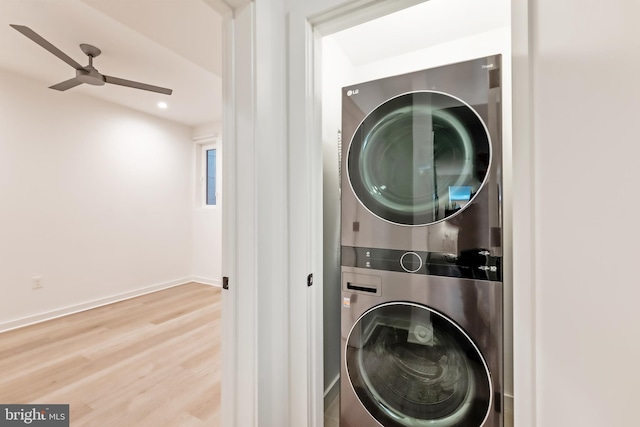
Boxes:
[0,282,221,427]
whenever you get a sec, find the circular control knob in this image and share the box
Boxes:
[400,251,423,273]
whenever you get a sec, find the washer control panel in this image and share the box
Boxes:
[341,246,501,281]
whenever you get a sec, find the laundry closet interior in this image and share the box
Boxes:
[320,0,513,425]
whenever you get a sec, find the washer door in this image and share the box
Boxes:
[347,91,491,226]
[346,303,492,427]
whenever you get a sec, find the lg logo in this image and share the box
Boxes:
[347,89,360,96]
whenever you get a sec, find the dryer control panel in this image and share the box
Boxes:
[341,246,501,281]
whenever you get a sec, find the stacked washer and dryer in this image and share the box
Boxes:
[339,55,504,427]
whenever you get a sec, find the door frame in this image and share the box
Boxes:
[303,1,536,426]
[217,0,537,426]
[209,1,253,426]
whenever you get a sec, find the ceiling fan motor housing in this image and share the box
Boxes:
[76,67,105,86]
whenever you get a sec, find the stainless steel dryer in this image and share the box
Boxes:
[340,267,503,427]
[341,55,502,259]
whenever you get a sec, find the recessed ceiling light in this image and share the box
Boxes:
[157,101,168,109]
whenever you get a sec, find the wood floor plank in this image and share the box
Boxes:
[0,282,221,426]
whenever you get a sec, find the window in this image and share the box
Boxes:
[200,142,220,208]
[206,148,217,205]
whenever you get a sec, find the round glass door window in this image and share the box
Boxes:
[345,303,492,427]
[347,91,491,226]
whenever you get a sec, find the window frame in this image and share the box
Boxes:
[201,142,220,208]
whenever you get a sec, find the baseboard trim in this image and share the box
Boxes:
[324,374,340,411]
[505,393,514,413]
[503,393,514,427]
[0,278,195,333]
[190,276,222,287]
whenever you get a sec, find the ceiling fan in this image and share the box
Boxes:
[10,24,173,95]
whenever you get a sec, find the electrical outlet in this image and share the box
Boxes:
[32,276,43,290]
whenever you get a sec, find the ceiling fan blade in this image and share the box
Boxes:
[10,24,83,70]
[49,78,83,91]
[104,75,172,95]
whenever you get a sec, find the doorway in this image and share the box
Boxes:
[318,1,513,425]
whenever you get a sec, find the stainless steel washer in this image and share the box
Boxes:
[340,267,503,427]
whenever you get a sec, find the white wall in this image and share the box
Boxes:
[0,69,194,329]
[321,36,356,395]
[351,28,510,85]
[529,1,640,425]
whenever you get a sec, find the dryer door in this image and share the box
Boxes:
[347,91,491,226]
[345,302,492,427]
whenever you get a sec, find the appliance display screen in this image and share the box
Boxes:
[448,186,472,201]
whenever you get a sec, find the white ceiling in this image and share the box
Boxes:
[0,0,508,128]
[330,0,510,66]
[0,0,224,128]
